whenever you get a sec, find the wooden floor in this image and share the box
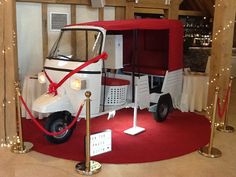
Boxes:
[1,66,236,177]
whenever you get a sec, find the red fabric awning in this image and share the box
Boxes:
[67,18,183,31]
[66,19,184,72]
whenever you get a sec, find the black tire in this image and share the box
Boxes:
[153,94,172,122]
[45,111,75,144]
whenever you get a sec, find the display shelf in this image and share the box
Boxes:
[180,16,213,48]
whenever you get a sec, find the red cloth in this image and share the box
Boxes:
[102,77,130,86]
[66,19,183,73]
[124,66,166,76]
[22,109,210,164]
[68,18,182,31]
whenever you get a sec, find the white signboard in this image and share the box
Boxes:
[90,129,112,157]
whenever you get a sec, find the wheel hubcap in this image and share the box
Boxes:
[52,120,68,138]
[159,104,168,118]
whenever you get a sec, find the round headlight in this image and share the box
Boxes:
[38,72,46,84]
[70,78,81,91]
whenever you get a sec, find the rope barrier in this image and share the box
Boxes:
[19,95,84,136]
[217,82,232,119]
[45,52,108,95]
[216,76,235,133]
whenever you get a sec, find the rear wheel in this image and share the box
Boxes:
[45,111,75,144]
[153,94,172,122]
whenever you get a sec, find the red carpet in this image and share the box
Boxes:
[22,109,210,164]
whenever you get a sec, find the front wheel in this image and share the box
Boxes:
[45,111,75,144]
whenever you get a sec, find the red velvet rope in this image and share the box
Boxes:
[217,84,231,119]
[19,95,84,136]
[44,70,53,83]
[45,52,108,95]
[44,71,58,95]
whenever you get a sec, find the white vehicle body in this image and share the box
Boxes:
[33,19,184,120]
[33,56,104,117]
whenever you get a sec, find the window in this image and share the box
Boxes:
[48,29,103,62]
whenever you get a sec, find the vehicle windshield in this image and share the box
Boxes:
[48,29,103,62]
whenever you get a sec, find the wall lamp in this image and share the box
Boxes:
[165,0,171,5]
[126,0,139,3]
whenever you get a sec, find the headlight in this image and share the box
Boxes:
[70,78,86,91]
[38,72,46,84]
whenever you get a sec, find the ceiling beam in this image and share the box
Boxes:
[210,0,216,5]
[185,0,200,11]
[134,8,164,15]
[193,0,211,16]
[16,0,126,7]
[199,0,214,17]
[178,10,206,17]
[134,1,169,9]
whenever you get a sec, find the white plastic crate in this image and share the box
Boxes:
[102,85,128,105]
[101,77,129,106]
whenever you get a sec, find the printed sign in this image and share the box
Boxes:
[90,129,112,157]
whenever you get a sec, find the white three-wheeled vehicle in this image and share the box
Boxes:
[33,19,184,144]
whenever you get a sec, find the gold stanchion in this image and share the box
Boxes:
[75,91,101,175]
[199,87,222,158]
[217,76,235,133]
[11,82,33,154]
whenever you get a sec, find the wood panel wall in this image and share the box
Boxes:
[126,0,183,19]
[208,0,236,118]
[234,21,236,47]
[0,0,192,143]
[16,0,183,19]
[15,0,183,73]
[168,0,183,19]
[0,0,5,143]
[0,0,18,145]
[115,7,125,20]
[42,3,48,60]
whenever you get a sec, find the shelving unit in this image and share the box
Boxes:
[180,16,213,47]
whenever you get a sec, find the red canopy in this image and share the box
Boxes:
[67,19,184,73]
[68,18,182,31]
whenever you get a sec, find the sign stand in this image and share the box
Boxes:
[124,86,145,135]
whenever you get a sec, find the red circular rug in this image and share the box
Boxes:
[22,109,210,164]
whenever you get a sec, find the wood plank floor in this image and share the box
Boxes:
[1,65,236,177]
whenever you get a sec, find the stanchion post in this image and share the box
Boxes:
[199,87,222,158]
[11,82,33,154]
[217,76,235,133]
[85,91,91,173]
[75,91,101,175]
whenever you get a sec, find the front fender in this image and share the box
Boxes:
[32,93,74,114]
